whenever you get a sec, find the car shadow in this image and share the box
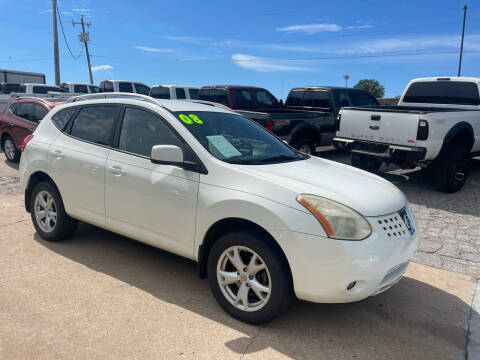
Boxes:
[3,158,19,170]
[316,149,480,217]
[35,224,476,359]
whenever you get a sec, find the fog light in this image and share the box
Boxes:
[347,281,356,290]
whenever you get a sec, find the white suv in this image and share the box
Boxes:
[20,93,419,324]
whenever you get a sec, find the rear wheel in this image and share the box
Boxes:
[351,153,382,173]
[292,137,315,155]
[207,231,292,324]
[431,144,469,193]
[30,182,78,242]
[3,136,20,163]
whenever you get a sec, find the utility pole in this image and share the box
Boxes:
[73,16,93,84]
[458,4,468,77]
[52,0,60,85]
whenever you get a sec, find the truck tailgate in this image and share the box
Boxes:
[337,108,421,146]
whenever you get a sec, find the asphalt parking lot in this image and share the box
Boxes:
[1,150,479,359]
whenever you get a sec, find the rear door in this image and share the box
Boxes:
[338,108,421,146]
[12,102,35,146]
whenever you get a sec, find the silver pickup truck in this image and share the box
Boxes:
[333,77,480,193]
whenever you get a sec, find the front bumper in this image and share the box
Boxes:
[333,137,426,161]
[271,207,419,303]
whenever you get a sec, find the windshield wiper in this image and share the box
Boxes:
[258,155,303,163]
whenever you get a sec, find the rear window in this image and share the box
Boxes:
[286,90,331,108]
[353,93,379,107]
[198,89,228,105]
[188,88,199,100]
[175,87,186,99]
[74,84,88,93]
[102,81,114,93]
[118,82,134,93]
[134,83,150,95]
[70,106,118,146]
[403,81,480,105]
[150,86,170,99]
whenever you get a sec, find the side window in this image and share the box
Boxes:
[118,82,134,93]
[188,88,199,100]
[52,107,77,131]
[134,84,150,95]
[336,91,355,108]
[304,91,331,108]
[354,93,379,107]
[175,88,186,99]
[210,89,228,105]
[150,86,171,99]
[233,89,253,108]
[118,107,184,157]
[73,84,88,93]
[70,106,118,146]
[14,102,34,121]
[256,90,277,107]
[89,86,100,94]
[8,103,19,114]
[102,81,114,93]
[33,104,48,122]
[198,89,210,101]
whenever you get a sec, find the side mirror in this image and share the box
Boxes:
[279,99,284,106]
[151,145,183,166]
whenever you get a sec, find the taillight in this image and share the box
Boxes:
[336,113,342,131]
[416,120,429,140]
[22,134,34,151]
[265,119,273,132]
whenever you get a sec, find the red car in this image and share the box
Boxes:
[0,97,64,162]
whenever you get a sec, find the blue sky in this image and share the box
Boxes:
[1,0,479,98]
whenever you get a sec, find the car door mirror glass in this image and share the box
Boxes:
[151,145,184,165]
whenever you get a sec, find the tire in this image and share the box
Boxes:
[207,231,293,324]
[292,137,315,155]
[30,181,78,242]
[431,144,469,193]
[3,136,21,163]
[351,153,382,173]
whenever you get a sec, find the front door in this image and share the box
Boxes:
[105,106,199,258]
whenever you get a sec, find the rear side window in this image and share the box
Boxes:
[403,81,480,105]
[354,93,379,107]
[52,107,77,131]
[8,103,19,114]
[335,91,355,108]
[150,86,170,99]
[134,84,150,95]
[70,106,118,146]
[89,85,100,93]
[119,107,185,157]
[198,88,210,101]
[102,81,114,93]
[118,82,134,93]
[256,90,277,107]
[33,104,48,122]
[14,102,34,121]
[32,86,60,94]
[175,88,186,99]
[74,84,88,93]
[188,88,199,100]
[201,89,228,105]
[233,89,253,108]
[286,91,303,106]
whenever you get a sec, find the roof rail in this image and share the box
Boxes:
[188,99,231,111]
[66,92,160,105]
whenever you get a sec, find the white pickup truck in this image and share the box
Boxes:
[333,77,480,193]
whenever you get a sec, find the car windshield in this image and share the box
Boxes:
[172,111,307,165]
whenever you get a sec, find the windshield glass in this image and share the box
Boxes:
[172,111,307,165]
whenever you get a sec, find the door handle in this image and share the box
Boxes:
[108,166,127,176]
[52,150,65,159]
[371,114,381,121]
[8,122,14,127]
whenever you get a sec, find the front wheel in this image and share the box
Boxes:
[351,153,382,173]
[292,137,316,155]
[207,231,292,324]
[3,136,21,163]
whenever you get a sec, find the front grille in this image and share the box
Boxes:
[376,214,408,238]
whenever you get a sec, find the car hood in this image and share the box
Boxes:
[231,156,407,217]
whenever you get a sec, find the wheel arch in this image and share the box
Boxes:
[197,217,293,287]
[290,124,321,145]
[24,171,60,213]
[440,122,475,155]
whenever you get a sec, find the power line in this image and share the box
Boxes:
[56,3,83,59]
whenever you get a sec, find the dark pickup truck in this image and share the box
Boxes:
[198,85,379,154]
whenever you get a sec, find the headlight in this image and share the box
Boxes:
[296,194,371,240]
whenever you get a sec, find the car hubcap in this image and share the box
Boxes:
[34,191,57,233]
[299,144,312,154]
[217,246,271,312]
[4,139,16,160]
[453,158,468,183]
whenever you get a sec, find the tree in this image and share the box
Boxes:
[353,79,385,98]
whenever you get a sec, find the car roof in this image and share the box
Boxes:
[151,84,199,89]
[12,97,64,107]
[201,85,268,90]
[100,80,147,84]
[62,82,97,86]
[409,76,480,84]
[288,86,369,92]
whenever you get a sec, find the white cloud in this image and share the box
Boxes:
[91,64,113,72]
[232,54,311,72]
[72,8,91,12]
[276,23,342,34]
[134,46,175,53]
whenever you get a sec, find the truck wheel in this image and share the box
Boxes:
[351,153,381,173]
[292,138,315,155]
[207,231,293,324]
[3,136,21,163]
[432,145,469,193]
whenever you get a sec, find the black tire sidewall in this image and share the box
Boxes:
[4,136,20,163]
[207,231,291,324]
[30,182,76,242]
[432,145,468,193]
[292,138,315,155]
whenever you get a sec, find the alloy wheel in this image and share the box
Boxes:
[4,139,16,160]
[34,191,57,233]
[298,144,312,154]
[217,246,272,312]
